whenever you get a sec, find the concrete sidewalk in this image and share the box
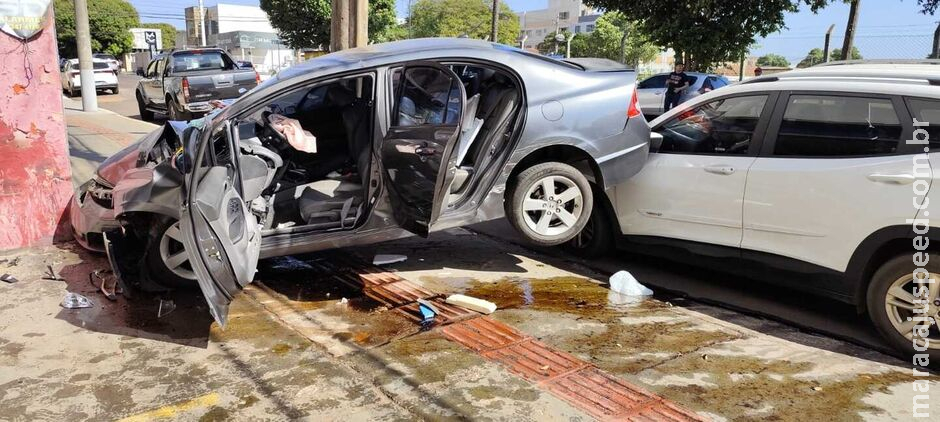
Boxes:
[63,96,157,189]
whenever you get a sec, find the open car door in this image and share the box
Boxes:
[382,62,466,236]
[179,122,262,327]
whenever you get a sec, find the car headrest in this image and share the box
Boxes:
[326,85,356,106]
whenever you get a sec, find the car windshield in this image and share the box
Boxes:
[171,51,232,72]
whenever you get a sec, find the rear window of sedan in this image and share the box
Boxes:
[69,62,111,70]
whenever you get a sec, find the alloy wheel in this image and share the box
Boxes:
[159,221,196,280]
[884,271,940,350]
[521,175,584,237]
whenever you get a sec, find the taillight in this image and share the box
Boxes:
[181,77,190,103]
[254,71,260,85]
[627,86,642,119]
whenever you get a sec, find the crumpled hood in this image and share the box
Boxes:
[95,121,190,186]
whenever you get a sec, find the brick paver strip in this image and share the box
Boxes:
[396,297,480,325]
[336,257,707,421]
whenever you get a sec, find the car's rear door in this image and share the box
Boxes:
[179,122,261,327]
[614,93,775,247]
[742,92,918,274]
[382,62,466,236]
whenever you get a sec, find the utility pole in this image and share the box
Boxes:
[823,24,835,63]
[931,22,940,59]
[198,0,207,46]
[73,0,97,112]
[841,0,860,61]
[331,0,350,51]
[490,0,499,43]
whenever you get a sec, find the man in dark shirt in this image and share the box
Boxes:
[664,62,691,112]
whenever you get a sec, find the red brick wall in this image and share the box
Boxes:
[0,9,73,250]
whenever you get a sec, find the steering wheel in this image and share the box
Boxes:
[261,111,290,149]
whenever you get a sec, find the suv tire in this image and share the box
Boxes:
[137,92,154,121]
[168,99,191,121]
[562,199,613,258]
[867,254,940,366]
[144,218,198,289]
[506,162,593,247]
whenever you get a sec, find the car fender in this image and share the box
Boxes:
[112,162,183,221]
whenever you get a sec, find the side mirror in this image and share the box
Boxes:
[136,68,144,77]
[649,131,664,152]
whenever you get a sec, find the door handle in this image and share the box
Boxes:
[415,146,437,156]
[867,173,916,184]
[705,165,735,175]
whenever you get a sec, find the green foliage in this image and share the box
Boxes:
[260,0,398,49]
[796,46,862,68]
[570,13,658,65]
[408,0,520,45]
[756,53,790,67]
[54,0,139,58]
[587,0,839,71]
[140,23,177,50]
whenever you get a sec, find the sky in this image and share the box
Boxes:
[132,0,939,63]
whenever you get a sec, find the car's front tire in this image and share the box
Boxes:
[562,199,613,258]
[144,218,197,289]
[506,162,593,247]
[867,254,940,366]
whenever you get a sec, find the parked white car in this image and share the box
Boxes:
[635,72,730,118]
[60,58,119,97]
[93,53,122,72]
[567,61,940,363]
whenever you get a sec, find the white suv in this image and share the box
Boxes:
[567,61,940,362]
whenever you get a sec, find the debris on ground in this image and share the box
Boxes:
[608,270,653,296]
[157,299,176,318]
[445,294,497,314]
[416,298,439,329]
[60,292,93,309]
[373,254,407,265]
[1,257,20,267]
[336,297,349,307]
[89,270,119,301]
[1,273,18,284]
[42,265,64,281]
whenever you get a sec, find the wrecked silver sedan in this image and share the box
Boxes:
[69,38,650,325]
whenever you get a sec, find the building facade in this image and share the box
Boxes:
[519,0,596,49]
[183,3,276,47]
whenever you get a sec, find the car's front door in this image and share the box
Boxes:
[636,74,668,116]
[179,122,262,327]
[614,93,775,247]
[145,58,166,107]
[381,62,466,236]
[742,93,917,273]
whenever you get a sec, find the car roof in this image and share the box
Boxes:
[645,72,723,78]
[742,61,940,87]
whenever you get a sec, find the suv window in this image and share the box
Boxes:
[658,95,767,155]
[638,74,668,89]
[774,95,901,156]
[905,98,940,149]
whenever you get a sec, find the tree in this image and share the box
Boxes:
[140,23,177,50]
[568,13,658,65]
[54,0,139,58]
[796,46,861,68]
[259,0,398,49]
[408,0,520,45]
[586,1,845,71]
[757,53,790,67]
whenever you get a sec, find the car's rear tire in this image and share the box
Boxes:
[137,92,154,121]
[506,162,593,247]
[144,218,198,289]
[867,254,940,366]
[168,99,191,121]
[111,86,119,95]
[562,198,613,258]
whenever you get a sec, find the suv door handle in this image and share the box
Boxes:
[867,173,916,184]
[705,165,735,175]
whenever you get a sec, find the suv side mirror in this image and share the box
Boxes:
[650,131,664,152]
[136,67,144,77]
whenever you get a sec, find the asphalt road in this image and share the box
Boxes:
[87,72,891,356]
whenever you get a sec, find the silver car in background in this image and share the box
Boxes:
[636,72,731,118]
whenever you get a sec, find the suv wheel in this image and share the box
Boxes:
[506,162,593,246]
[168,99,191,121]
[137,92,154,121]
[867,254,940,364]
[144,218,197,289]
[562,200,613,258]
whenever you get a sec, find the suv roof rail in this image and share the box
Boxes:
[813,59,940,67]
[739,76,780,84]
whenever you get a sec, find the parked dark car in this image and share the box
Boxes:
[135,48,260,121]
[72,38,651,326]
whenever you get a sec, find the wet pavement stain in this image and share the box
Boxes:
[645,354,924,421]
